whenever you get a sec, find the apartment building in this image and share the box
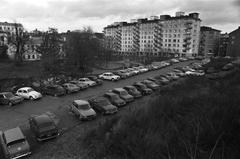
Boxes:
[199,26,220,57]
[103,12,201,57]
[218,33,229,57]
[0,22,23,35]
[227,26,240,57]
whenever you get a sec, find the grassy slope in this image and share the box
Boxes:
[81,64,240,159]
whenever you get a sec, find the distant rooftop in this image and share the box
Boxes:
[201,26,221,32]
[0,22,23,27]
[104,12,200,29]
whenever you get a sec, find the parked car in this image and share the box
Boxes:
[87,76,103,85]
[137,66,148,73]
[29,113,59,141]
[133,82,153,95]
[69,80,89,90]
[0,127,31,159]
[123,86,142,98]
[114,70,128,79]
[125,68,136,76]
[166,72,180,80]
[222,63,234,71]
[142,80,160,90]
[16,87,42,100]
[173,69,186,77]
[185,70,205,76]
[78,78,97,87]
[88,97,118,115]
[98,72,120,81]
[111,88,134,102]
[170,58,180,63]
[155,76,170,85]
[41,85,66,96]
[69,100,96,120]
[147,77,162,85]
[179,57,188,61]
[62,83,80,94]
[104,92,126,107]
[0,92,24,106]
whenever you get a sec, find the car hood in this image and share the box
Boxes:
[103,104,117,110]
[10,96,23,101]
[38,125,57,133]
[80,109,96,117]
[121,95,133,99]
[8,141,30,158]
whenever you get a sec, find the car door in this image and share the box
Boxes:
[23,90,29,98]
[72,103,79,115]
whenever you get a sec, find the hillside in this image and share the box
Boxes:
[80,59,240,159]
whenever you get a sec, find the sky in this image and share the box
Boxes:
[0,0,239,33]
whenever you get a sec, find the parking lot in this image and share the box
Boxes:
[0,60,197,159]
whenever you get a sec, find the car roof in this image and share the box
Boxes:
[104,92,117,96]
[18,87,32,90]
[0,92,13,95]
[124,85,135,89]
[4,127,25,144]
[113,88,125,92]
[73,100,89,105]
[32,114,52,126]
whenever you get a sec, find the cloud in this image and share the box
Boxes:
[0,0,239,32]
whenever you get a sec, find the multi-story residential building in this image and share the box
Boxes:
[0,22,23,35]
[227,26,240,57]
[199,26,220,57]
[218,33,229,57]
[103,12,201,58]
[23,36,43,61]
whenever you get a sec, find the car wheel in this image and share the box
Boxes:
[54,94,57,97]
[111,78,115,81]
[8,102,13,107]
[29,96,34,100]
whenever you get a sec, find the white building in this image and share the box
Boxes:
[103,12,201,57]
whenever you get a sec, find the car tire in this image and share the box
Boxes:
[54,94,57,97]
[111,78,115,81]
[8,102,13,107]
[29,96,34,100]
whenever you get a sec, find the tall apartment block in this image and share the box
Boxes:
[199,26,220,57]
[104,12,201,57]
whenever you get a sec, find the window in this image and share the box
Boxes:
[168,39,171,42]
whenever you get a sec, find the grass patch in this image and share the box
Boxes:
[81,67,240,159]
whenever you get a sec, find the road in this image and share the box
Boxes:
[0,60,196,159]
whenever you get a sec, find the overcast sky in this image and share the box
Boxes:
[0,0,239,33]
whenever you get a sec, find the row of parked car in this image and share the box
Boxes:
[97,57,193,81]
[0,76,104,107]
[0,58,202,159]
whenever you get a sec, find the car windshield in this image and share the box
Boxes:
[138,84,147,89]
[38,121,54,129]
[27,88,34,92]
[79,104,90,110]
[120,90,128,96]
[111,94,119,100]
[97,99,110,106]
[7,138,26,147]
[5,93,15,98]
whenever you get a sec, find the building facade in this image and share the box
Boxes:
[0,22,23,35]
[23,36,43,61]
[227,26,240,57]
[199,26,220,57]
[218,33,229,57]
[104,12,201,57]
